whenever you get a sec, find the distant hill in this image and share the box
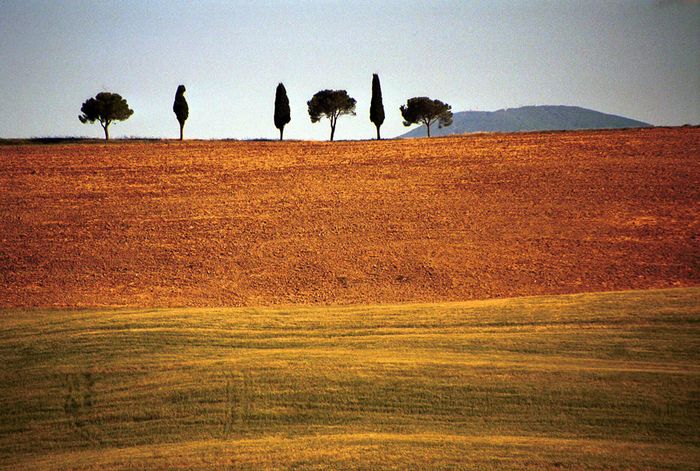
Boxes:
[398,105,652,138]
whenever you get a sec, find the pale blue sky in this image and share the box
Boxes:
[0,0,698,140]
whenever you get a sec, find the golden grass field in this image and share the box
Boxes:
[1,127,698,307]
[1,288,698,470]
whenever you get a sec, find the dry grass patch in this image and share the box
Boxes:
[1,288,698,469]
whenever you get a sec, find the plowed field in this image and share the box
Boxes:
[1,127,698,307]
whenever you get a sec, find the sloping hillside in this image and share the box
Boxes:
[399,105,651,138]
[0,127,698,307]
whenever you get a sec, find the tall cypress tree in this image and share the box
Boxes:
[369,74,385,140]
[173,85,189,141]
[274,83,291,141]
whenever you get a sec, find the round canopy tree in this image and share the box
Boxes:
[400,97,453,137]
[274,83,291,141]
[307,89,356,141]
[78,92,134,140]
[173,85,189,141]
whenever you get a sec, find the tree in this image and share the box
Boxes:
[307,89,356,141]
[274,83,291,141]
[78,92,133,140]
[400,97,453,137]
[173,85,189,141]
[370,74,385,140]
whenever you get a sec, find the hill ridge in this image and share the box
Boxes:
[398,105,651,138]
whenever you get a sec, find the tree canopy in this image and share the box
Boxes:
[78,92,134,140]
[307,89,356,141]
[173,85,189,140]
[400,97,453,137]
[274,83,291,141]
[369,74,385,140]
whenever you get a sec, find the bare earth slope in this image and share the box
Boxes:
[1,127,698,307]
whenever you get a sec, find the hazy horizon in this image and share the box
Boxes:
[1,0,698,140]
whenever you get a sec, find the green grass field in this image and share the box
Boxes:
[1,288,699,470]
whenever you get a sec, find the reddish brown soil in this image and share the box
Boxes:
[1,127,698,307]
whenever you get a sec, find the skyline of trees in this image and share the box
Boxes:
[78,78,451,141]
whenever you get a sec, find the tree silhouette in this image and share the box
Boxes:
[78,92,133,140]
[274,83,291,141]
[370,74,385,140]
[307,89,356,141]
[400,97,453,137]
[173,85,189,141]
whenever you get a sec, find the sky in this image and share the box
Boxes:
[0,0,698,140]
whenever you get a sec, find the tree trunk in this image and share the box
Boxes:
[279,127,284,141]
[376,125,381,140]
[426,123,431,138]
[330,122,336,141]
[104,124,109,141]
[179,122,184,141]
